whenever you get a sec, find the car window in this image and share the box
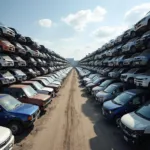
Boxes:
[132,97,141,105]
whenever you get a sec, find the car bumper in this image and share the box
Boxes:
[1,135,14,150]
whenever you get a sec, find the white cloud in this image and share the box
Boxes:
[38,19,52,28]
[34,39,53,48]
[92,26,127,40]
[124,3,150,26]
[62,6,107,31]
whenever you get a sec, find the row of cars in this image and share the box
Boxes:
[0,67,72,150]
[79,11,150,69]
[0,24,71,149]
[77,67,150,146]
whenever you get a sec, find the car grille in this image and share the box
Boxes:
[0,134,11,148]
[121,122,134,136]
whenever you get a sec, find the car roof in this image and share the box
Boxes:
[22,81,36,84]
[9,84,29,88]
[111,82,124,86]
[125,89,146,95]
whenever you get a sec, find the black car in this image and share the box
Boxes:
[10,55,26,67]
[11,42,26,55]
[27,57,37,66]
[22,68,37,79]
[135,30,150,50]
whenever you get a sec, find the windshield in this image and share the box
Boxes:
[16,43,24,49]
[15,70,25,75]
[2,55,11,60]
[0,95,22,111]
[113,92,134,105]
[1,71,12,77]
[41,79,50,85]
[104,85,117,93]
[23,86,37,97]
[100,80,112,87]
[136,104,150,120]
[15,56,23,61]
[127,68,138,73]
[93,78,100,84]
[33,81,44,90]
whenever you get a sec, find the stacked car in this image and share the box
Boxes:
[0,24,72,150]
[77,11,150,147]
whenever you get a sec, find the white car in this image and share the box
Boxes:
[134,11,150,31]
[0,54,14,67]
[121,102,150,144]
[0,126,14,150]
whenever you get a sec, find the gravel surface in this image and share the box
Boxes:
[13,69,143,150]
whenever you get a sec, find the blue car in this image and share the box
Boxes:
[102,89,149,124]
[0,94,40,135]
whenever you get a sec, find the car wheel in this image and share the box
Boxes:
[115,117,121,127]
[8,121,23,135]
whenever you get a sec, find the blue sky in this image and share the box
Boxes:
[0,0,150,59]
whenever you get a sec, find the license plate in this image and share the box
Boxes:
[124,135,128,142]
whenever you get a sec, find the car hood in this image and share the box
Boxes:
[0,126,11,144]
[92,86,103,91]
[48,83,59,88]
[96,91,111,98]
[10,103,39,115]
[135,75,148,79]
[52,81,61,85]
[86,83,94,87]
[31,94,50,101]
[42,87,54,92]
[103,100,121,110]
[121,112,150,130]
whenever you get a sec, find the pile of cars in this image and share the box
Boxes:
[77,11,150,147]
[0,24,72,149]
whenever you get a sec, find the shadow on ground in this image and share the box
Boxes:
[80,82,142,150]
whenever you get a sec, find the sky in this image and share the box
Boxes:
[0,0,150,60]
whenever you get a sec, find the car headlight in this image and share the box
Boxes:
[28,115,33,121]
[109,110,112,114]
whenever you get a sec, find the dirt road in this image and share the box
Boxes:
[14,69,132,150]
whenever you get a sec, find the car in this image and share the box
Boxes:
[121,101,150,144]
[120,68,147,84]
[27,57,37,66]
[122,37,139,54]
[10,55,26,67]
[32,78,60,93]
[21,81,55,97]
[86,77,107,93]
[123,53,140,66]
[133,49,150,66]
[38,67,48,75]
[22,68,37,79]
[0,37,15,53]
[102,58,112,66]
[11,41,26,55]
[0,25,15,38]
[9,69,27,82]
[92,79,117,97]
[95,82,126,104]
[0,94,40,134]
[32,68,41,76]
[123,28,136,40]
[101,67,113,76]
[0,70,16,85]
[0,126,14,149]
[115,55,130,66]
[0,54,14,67]
[134,11,150,32]
[3,85,51,110]
[22,45,36,57]
[108,68,122,78]
[36,58,43,66]
[102,89,149,125]
[107,57,118,67]
[134,69,150,88]
[9,27,26,42]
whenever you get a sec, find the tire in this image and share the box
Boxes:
[115,116,121,127]
[128,78,134,84]
[130,46,136,53]
[8,121,23,135]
